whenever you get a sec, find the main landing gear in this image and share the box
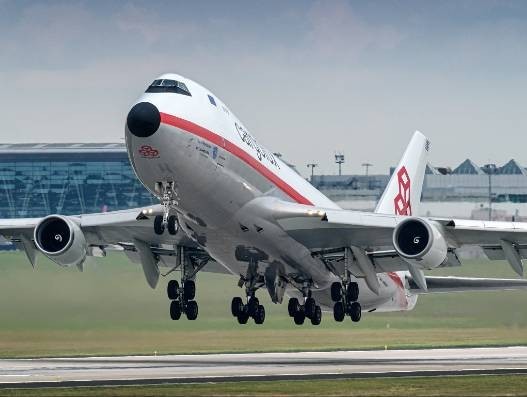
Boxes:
[154,181,179,236]
[231,258,266,325]
[167,246,204,321]
[167,279,198,320]
[331,281,361,322]
[287,285,322,326]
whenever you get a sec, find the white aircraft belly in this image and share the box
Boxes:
[127,123,338,289]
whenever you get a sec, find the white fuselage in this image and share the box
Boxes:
[125,73,417,313]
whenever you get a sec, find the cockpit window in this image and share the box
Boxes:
[145,79,191,96]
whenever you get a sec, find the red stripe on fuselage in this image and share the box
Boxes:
[159,112,313,205]
[387,272,404,290]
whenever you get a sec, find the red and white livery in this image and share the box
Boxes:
[1,73,527,326]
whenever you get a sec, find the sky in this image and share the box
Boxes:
[0,0,526,177]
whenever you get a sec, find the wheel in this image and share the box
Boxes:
[231,297,243,317]
[170,300,181,320]
[349,301,362,322]
[237,309,249,324]
[293,308,305,325]
[167,280,179,300]
[183,280,196,301]
[154,215,165,235]
[186,300,198,320]
[331,282,342,302]
[287,297,299,317]
[305,297,316,319]
[333,301,345,322]
[346,282,359,302]
[167,215,178,235]
[254,305,266,324]
[310,305,322,325]
[248,297,259,317]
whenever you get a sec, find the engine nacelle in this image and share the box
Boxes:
[34,215,87,268]
[392,217,448,270]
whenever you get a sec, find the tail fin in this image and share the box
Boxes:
[375,131,430,216]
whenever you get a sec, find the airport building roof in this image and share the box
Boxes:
[0,143,125,153]
[0,143,127,161]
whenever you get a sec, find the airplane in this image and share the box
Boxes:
[2,73,527,326]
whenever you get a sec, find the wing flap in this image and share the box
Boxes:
[409,276,527,294]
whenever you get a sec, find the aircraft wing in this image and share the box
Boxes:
[0,206,227,288]
[408,276,527,294]
[254,198,527,283]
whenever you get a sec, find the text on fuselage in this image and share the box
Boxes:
[235,122,280,169]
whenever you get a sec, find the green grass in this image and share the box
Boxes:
[0,252,526,357]
[1,375,527,396]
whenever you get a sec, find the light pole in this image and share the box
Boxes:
[307,163,318,182]
[335,153,345,176]
[483,164,497,221]
[362,162,373,176]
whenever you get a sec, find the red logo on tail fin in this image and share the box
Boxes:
[394,166,412,215]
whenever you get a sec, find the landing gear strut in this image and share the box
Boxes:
[154,181,179,236]
[231,258,266,325]
[287,284,322,326]
[167,246,204,321]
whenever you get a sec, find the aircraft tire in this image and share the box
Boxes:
[237,309,249,324]
[231,297,243,317]
[333,301,345,322]
[331,282,342,302]
[186,300,198,320]
[311,305,322,325]
[170,300,181,320]
[183,280,196,301]
[288,298,300,317]
[346,282,359,302]
[349,301,362,322]
[154,215,165,235]
[167,215,179,235]
[248,297,259,317]
[293,308,305,325]
[254,305,265,324]
[167,280,179,300]
[305,297,316,319]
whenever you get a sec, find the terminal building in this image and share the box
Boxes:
[1,143,527,221]
[0,143,155,219]
[311,159,527,204]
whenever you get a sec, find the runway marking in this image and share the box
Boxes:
[1,347,527,388]
[2,368,527,388]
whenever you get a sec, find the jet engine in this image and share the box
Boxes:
[392,217,448,269]
[34,215,87,268]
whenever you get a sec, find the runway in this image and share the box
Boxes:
[1,346,527,388]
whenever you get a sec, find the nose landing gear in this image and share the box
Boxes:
[154,181,179,236]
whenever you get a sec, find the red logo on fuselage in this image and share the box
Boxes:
[394,166,411,215]
[138,145,159,158]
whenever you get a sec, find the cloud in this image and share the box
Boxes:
[0,3,100,68]
[116,3,198,45]
[305,0,404,57]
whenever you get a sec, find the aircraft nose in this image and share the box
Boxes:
[127,102,161,138]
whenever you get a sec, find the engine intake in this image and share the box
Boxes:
[392,217,448,269]
[34,215,87,268]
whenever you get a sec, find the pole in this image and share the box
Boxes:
[488,171,492,221]
[362,163,373,176]
[307,163,317,182]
